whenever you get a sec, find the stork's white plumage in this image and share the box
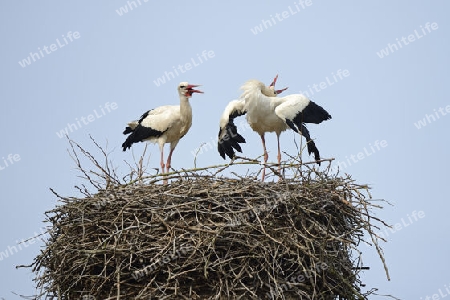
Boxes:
[217,76,286,160]
[122,82,203,177]
[217,75,331,180]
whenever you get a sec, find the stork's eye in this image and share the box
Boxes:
[180,85,186,88]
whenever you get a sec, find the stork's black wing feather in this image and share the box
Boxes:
[217,104,247,159]
[287,100,331,165]
[293,101,331,124]
[122,109,165,151]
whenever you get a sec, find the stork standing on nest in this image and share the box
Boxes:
[217,75,287,159]
[122,82,203,176]
[217,75,331,181]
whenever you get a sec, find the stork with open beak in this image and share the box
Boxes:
[217,75,331,181]
[122,82,203,180]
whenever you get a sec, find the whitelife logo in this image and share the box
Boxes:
[153,50,215,87]
[0,154,21,171]
[414,104,450,129]
[331,140,388,172]
[0,227,49,262]
[376,22,438,58]
[115,0,149,16]
[420,283,450,300]
[18,31,81,68]
[298,69,350,98]
[55,102,118,138]
[250,0,313,35]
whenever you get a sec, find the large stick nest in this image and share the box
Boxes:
[27,139,390,300]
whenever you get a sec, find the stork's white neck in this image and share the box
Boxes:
[179,95,193,121]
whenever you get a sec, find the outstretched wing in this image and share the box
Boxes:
[274,95,331,164]
[217,100,247,159]
[294,100,332,125]
[274,95,331,124]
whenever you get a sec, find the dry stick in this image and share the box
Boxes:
[361,199,391,281]
[116,259,121,300]
[88,135,114,189]
[68,137,121,190]
[137,144,148,183]
[192,142,206,169]
[129,158,336,185]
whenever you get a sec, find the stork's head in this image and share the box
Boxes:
[264,74,288,97]
[178,82,203,98]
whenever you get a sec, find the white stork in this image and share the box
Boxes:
[122,82,203,176]
[217,75,331,180]
[217,75,286,159]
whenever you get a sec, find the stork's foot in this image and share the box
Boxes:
[159,163,169,185]
[277,173,286,183]
[260,162,266,182]
[276,166,284,182]
[260,172,265,182]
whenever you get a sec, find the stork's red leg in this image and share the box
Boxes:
[260,134,268,181]
[276,134,282,179]
[160,146,165,173]
[166,147,176,174]
[159,145,170,184]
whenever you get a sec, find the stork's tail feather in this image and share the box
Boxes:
[123,126,134,135]
[122,134,136,151]
[122,124,165,152]
[122,127,137,151]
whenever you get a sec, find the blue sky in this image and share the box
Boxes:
[1,1,449,299]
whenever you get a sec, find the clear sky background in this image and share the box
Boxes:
[1,1,449,299]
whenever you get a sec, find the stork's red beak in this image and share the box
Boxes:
[269,75,278,87]
[275,87,288,94]
[185,84,203,97]
[269,75,288,95]
[187,84,203,94]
